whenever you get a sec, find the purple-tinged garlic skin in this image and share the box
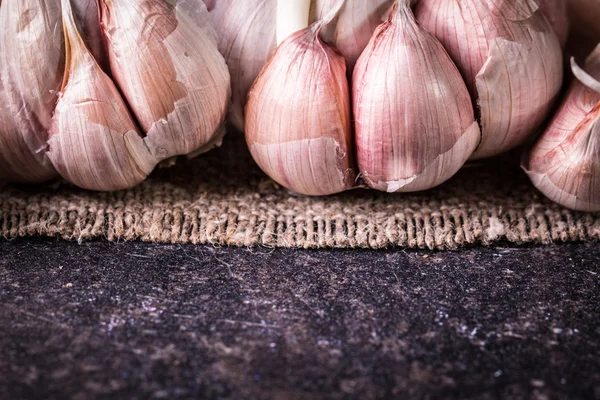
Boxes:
[0,0,63,183]
[523,47,600,212]
[47,0,155,191]
[245,28,355,196]
[72,0,110,72]
[311,0,394,72]
[353,0,480,193]
[414,0,564,160]
[539,0,569,47]
[211,0,393,132]
[99,0,231,160]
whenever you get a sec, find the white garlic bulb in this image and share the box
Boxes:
[353,0,480,192]
[245,0,356,196]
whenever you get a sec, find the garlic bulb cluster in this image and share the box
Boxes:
[523,46,600,212]
[245,0,567,197]
[210,0,394,131]
[414,0,564,159]
[353,0,480,192]
[0,0,230,191]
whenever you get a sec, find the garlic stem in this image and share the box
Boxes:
[276,0,311,45]
[571,57,600,94]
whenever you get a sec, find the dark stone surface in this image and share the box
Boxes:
[0,239,599,399]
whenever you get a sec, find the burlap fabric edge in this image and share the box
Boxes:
[1,135,599,250]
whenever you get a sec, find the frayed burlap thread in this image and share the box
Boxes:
[1,134,599,249]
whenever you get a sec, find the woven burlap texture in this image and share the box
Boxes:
[1,134,599,249]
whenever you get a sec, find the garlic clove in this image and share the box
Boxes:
[414,0,564,160]
[72,0,110,72]
[245,0,355,196]
[211,0,278,132]
[353,0,480,193]
[99,0,231,160]
[0,0,63,183]
[539,0,569,48]
[523,47,600,212]
[47,0,156,191]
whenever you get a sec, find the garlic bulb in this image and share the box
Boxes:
[245,0,355,196]
[0,0,63,183]
[211,0,393,132]
[523,47,600,212]
[48,0,155,191]
[353,0,480,192]
[414,0,564,160]
[99,0,230,160]
[539,0,569,47]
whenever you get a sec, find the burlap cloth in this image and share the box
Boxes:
[1,133,598,249]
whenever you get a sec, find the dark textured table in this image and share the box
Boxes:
[1,239,599,399]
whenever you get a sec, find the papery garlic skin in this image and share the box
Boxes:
[245,28,355,196]
[311,0,393,71]
[353,1,480,192]
[99,0,230,160]
[539,0,569,47]
[211,0,393,132]
[0,0,63,183]
[72,0,109,71]
[523,48,600,212]
[48,0,156,191]
[202,0,215,11]
[414,0,563,160]
[211,0,278,132]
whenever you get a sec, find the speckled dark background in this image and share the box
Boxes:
[1,239,599,399]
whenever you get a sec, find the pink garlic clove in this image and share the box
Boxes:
[245,0,355,196]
